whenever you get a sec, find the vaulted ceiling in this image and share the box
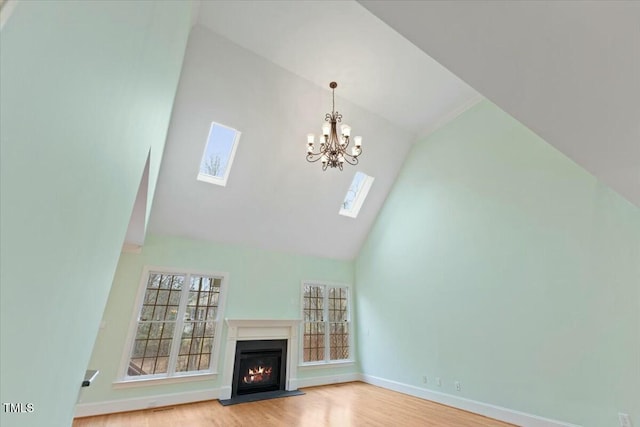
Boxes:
[148,0,638,260]
[361,0,640,208]
[148,1,478,259]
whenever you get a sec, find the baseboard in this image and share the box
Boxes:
[359,374,581,427]
[219,385,232,400]
[74,374,358,418]
[75,373,580,426]
[291,373,361,389]
[74,388,222,418]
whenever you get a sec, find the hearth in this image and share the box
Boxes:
[231,339,287,397]
[220,319,303,404]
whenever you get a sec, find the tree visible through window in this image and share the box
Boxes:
[339,171,374,218]
[197,122,240,187]
[125,270,226,379]
[302,283,351,363]
[202,154,222,177]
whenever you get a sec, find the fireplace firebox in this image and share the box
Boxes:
[232,339,287,397]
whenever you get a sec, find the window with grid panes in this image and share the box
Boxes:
[302,282,351,363]
[123,269,226,380]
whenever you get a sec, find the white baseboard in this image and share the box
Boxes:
[218,386,232,400]
[74,374,358,418]
[75,388,222,418]
[359,374,580,427]
[74,373,358,418]
[76,372,579,427]
[291,373,360,389]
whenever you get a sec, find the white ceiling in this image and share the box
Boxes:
[148,1,479,260]
[360,0,640,208]
[196,0,480,137]
[152,1,637,260]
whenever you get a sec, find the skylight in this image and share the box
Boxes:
[339,171,374,218]
[197,122,241,186]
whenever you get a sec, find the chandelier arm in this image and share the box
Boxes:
[343,154,359,166]
[306,153,325,163]
[343,137,362,159]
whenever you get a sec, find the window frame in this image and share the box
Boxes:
[116,266,228,386]
[339,171,374,218]
[299,280,354,367]
[196,121,241,187]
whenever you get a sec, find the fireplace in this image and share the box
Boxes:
[232,339,287,397]
[220,319,301,401]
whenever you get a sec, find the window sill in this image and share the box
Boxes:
[113,372,217,389]
[299,360,355,369]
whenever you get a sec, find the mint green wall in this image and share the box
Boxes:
[79,234,356,404]
[355,100,640,426]
[0,2,190,426]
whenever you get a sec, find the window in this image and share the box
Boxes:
[339,171,374,218]
[121,268,227,381]
[197,122,241,186]
[301,282,352,364]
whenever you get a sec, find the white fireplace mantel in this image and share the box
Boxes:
[220,319,301,400]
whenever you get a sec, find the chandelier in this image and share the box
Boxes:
[306,82,362,170]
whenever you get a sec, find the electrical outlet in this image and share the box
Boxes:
[422,376,428,384]
[435,377,441,387]
[619,413,632,427]
[455,381,461,391]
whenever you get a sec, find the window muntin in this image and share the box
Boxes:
[197,122,241,186]
[302,282,352,364]
[328,287,349,360]
[339,171,374,218]
[129,273,184,376]
[176,276,221,372]
[124,269,226,381]
[303,285,325,362]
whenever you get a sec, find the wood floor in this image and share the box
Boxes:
[73,382,516,427]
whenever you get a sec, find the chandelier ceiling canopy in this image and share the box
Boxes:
[306,82,362,170]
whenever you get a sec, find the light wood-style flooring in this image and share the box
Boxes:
[73,381,515,427]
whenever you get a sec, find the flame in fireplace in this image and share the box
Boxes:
[243,365,273,384]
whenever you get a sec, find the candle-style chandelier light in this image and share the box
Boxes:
[306,82,362,170]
